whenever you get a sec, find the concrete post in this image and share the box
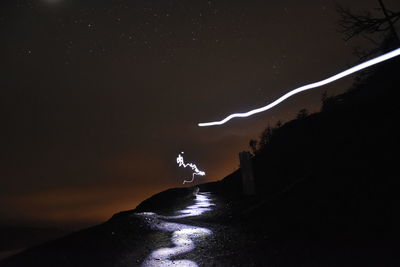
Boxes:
[239,151,255,196]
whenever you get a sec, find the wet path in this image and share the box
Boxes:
[136,192,214,267]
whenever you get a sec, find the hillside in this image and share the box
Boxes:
[1,56,399,266]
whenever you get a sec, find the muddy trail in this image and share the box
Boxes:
[0,190,242,267]
[1,185,400,267]
[136,192,214,267]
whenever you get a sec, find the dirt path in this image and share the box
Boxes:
[135,192,215,267]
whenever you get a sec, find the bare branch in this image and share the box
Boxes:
[336,4,400,43]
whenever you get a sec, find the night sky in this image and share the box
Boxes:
[1,0,399,229]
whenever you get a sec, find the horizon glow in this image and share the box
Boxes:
[198,47,400,127]
[176,152,205,184]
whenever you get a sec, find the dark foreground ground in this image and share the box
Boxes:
[1,185,399,267]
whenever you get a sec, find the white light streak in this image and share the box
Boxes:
[137,192,214,267]
[176,152,205,184]
[198,48,400,127]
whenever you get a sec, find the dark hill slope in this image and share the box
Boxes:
[0,187,198,267]
[247,58,400,238]
[191,57,400,266]
[1,57,399,267]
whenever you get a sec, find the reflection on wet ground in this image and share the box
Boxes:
[136,192,214,267]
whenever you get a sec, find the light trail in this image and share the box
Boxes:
[198,47,400,127]
[176,152,205,184]
[137,192,214,267]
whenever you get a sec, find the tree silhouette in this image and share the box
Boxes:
[249,139,258,155]
[258,125,274,151]
[321,91,338,111]
[296,108,309,119]
[337,0,400,57]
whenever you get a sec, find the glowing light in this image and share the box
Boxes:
[198,48,400,127]
[137,192,214,267]
[41,0,63,5]
[176,152,205,184]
